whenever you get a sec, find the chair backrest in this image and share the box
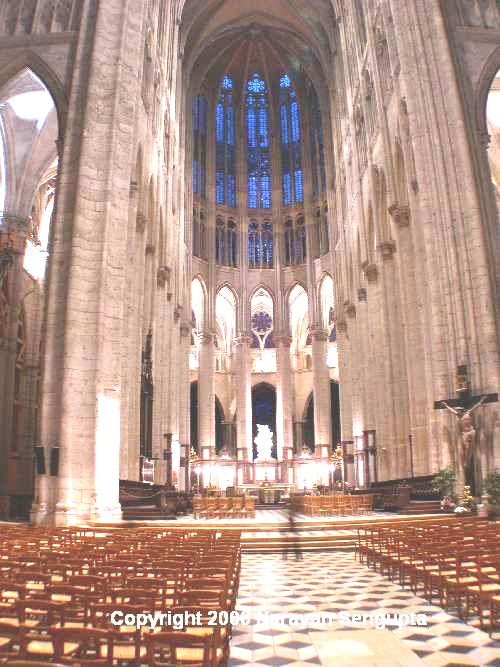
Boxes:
[145,630,212,667]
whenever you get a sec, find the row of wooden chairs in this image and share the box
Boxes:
[356,518,500,633]
[291,494,374,516]
[193,496,255,520]
[0,526,241,665]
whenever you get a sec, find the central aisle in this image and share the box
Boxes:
[229,552,500,667]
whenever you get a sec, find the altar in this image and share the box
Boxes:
[232,483,295,504]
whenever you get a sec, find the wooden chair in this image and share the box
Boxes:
[51,626,112,665]
[144,630,220,667]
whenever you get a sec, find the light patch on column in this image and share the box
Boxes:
[95,392,120,513]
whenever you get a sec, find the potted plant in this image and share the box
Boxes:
[432,466,456,500]
[482,471,500,519]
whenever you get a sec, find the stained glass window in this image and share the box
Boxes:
[279,75,303,206]
[310,87,326,199]
[215,75,236,207]
[248,221,273,268]
[193,95,207,197]
[246,73,271,209]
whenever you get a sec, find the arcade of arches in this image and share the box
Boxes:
[0,0,498,525]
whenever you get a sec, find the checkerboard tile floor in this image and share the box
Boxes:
[230,552,500,667]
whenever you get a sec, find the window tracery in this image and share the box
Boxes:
[215,75,236,207]
[216,217,237,267]
[284,216,306,266]
[248,220,273,269]
[279,73,303,206]
[246,73,271,209]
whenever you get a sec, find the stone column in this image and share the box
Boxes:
[294,420,306,456]
[234,335,252,484]
[178,319,191,491]
[198,331,215,487]
[275,335,294,480]
[221,421,234,455]
[311,328,332,455]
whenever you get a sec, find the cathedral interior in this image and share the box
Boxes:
[0,1,499,664]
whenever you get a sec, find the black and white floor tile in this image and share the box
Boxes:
[230,552,500,667]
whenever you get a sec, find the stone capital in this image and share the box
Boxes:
[180,320,192,338]
[234,333,253,348]
[343,300,356,318]
[377,240,396,260]
[336,319,348,334]
[274,333,292,347]
[363,262,378,283]
[157,265,170,289]
[389,203,410,228]
[310,328,329,341]
[199,330,215,344]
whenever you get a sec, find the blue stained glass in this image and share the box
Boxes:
[248,175,257,208]
[291,101,300,142]
[216,172,224,204]
[248,73,266,92]
[193,160,198,193]
[222,74,233,90]
[258,108,268,147]
[216,102,224,142]
[295,170,303,203]
[227,106,234,145]
[279,75,303,206]
[247,107,256,148]
[283,173,291,206]
[280,73,291,88]
[227,175,235,207]
[261,175,271,209]
[280,105,289,144]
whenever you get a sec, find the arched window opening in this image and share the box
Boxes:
[250,287,274,349]
[246,73,271,209]
[283,217,306,266]
[248,220,273,268]
[216,286,237,370]
[193,94,207,197]
[289,284,309,368]
[486,69,500,198]
[279,73,303,206]
[215,218,238,267]
[215,75,236,207]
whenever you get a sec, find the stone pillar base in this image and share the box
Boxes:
[48,501,123,526]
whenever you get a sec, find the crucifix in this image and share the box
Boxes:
[434,366,498,492]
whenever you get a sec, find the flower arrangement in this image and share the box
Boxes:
[344,481,353,494]
[440,495,456,512]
